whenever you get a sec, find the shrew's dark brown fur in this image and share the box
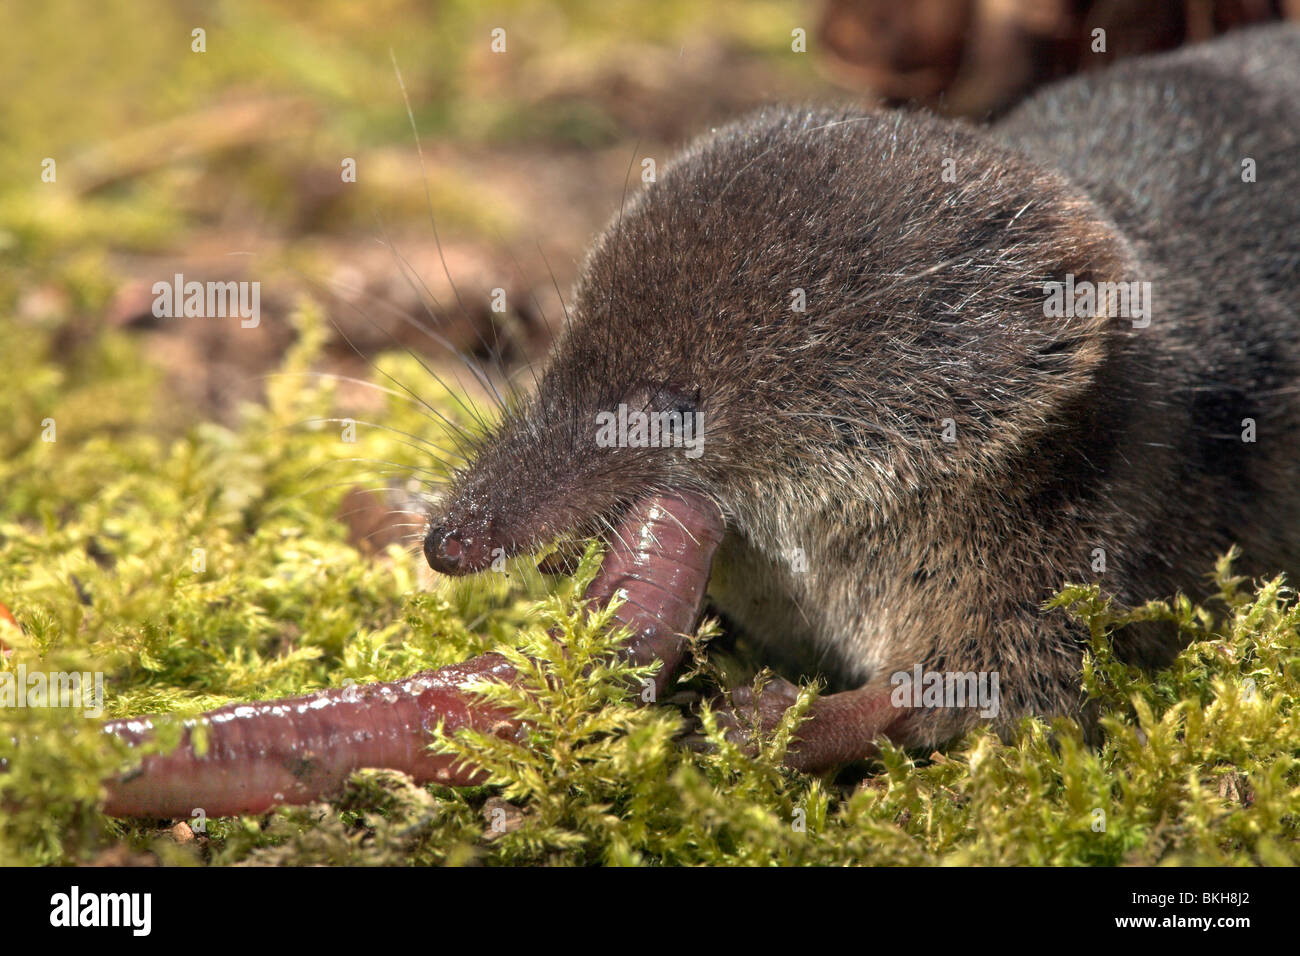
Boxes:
[426,25,1300,768]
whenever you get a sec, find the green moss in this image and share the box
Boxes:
[1,299,1296,866]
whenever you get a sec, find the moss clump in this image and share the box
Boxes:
[1,303,1297,866]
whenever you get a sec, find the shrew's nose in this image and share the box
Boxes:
[423,526,466,575]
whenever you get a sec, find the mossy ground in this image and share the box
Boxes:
[1,302,1297,867]
[2,0,1297,867]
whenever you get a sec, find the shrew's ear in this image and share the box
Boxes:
[887,146,1143,462]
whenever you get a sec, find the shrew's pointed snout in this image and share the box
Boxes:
[423,526,460,574]
[423,525,485,576]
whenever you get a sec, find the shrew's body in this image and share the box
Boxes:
[426,26,1300,767]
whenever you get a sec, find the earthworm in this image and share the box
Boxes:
[101,492,723,818]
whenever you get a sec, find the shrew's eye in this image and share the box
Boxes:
[653,386,700,441]
[595,382,704,457]
[631,383,698,416]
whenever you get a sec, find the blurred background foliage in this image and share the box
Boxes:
[0,0,819,426]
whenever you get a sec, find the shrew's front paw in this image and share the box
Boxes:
[687,676,910,774]
[723,676,803,735]
[681,675,805,757]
